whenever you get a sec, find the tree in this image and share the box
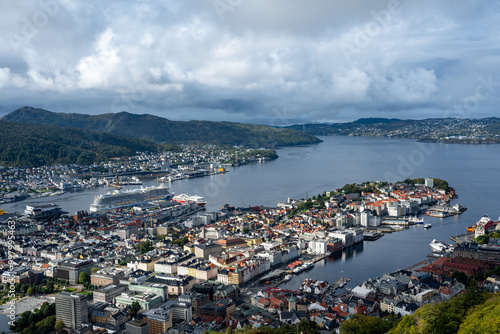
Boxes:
[78,272,89,284]
[55,319,64,331]
[457,294,500,334]
[340,314,397,334]
[90,267,99,274]
[130,301,141,316]
[452,271,468,285]
[26,287,34,295]
[137,240,153,254]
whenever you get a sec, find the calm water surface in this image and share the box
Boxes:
[3,136,500,290]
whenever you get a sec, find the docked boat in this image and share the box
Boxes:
[172,194,207,206]
[409,216,424,224]
[292,262,314,274]
[430,239,450,252]
[90,185,171,212]
[424,223,432,229]
[284,274,293,281]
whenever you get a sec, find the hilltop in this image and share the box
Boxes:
[0,120,174,167]
[3,107,322,147]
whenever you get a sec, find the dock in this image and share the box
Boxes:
[331,277,350,290]
[311,252,331,263]
[364,231,384,241]
[426,204,467,217]
[259,269,285,283]
[450,233,471,243]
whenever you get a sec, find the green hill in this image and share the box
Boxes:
[2,107,322,147]
[340,288,498,334]
[0,120,172,167]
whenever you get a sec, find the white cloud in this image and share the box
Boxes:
[0,0,498,122]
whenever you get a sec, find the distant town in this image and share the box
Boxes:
[0,146,277,205]
[287,117,500,144]
[1,161,499,333]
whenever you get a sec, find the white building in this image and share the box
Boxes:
[307,239,328,254]
[425,178,434,188]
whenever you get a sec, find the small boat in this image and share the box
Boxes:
[424,223,432,229]
[466,225,476,232]
[284,274,292,281]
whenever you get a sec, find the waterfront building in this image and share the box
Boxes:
[307,239,327,254]
[452,242,500,262]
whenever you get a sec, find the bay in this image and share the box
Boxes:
[3,136,500,290]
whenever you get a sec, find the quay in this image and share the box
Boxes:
[364,231,384,241]
[330,277,350,291]
[450,233,472,243]
[382,217,415,225]
[311,251,331,263]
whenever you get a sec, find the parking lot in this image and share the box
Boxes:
[0,296,54,316]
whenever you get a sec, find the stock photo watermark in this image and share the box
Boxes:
[6,220,17,326]
[444,75,499,118]
[8,0,60,52]
[213,0,243,21]
[339,0,411,63]
[111,85,148,113]
[384,73,498,183]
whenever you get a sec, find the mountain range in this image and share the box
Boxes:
[2,107,321,147]
[0,106,321,167]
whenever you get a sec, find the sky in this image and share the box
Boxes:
[0,0,499,125]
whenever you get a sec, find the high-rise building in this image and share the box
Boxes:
[126,319,150,334]
[55,292,89,330]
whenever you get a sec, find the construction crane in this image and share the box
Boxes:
[110,174,121,190]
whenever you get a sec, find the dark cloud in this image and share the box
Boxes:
[0,0,499,124]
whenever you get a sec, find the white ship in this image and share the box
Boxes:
[409,216,424,224]
[172,194,207,206]
[430,239,450,252]
[90,185,171,212]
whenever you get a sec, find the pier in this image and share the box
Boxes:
[331,277,350,291]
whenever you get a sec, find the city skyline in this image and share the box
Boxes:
[0,1,499,125]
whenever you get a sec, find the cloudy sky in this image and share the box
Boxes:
[0,0,499,124]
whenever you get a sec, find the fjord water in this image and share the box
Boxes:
[4,136,500,290]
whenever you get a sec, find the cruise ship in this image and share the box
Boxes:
[172,194,207,206]
[90,185,172,212]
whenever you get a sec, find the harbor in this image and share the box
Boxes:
[426,203,467,218]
